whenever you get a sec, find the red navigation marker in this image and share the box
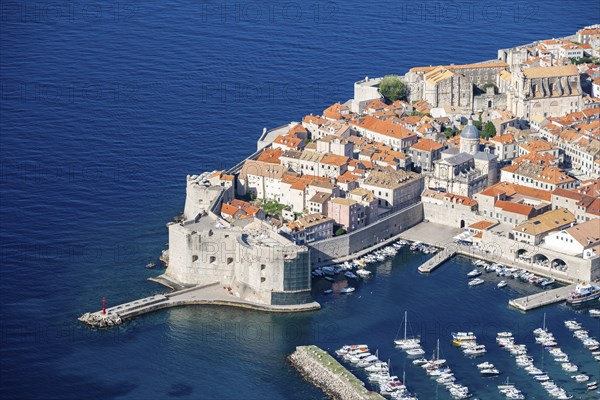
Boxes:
[102,297,106,314]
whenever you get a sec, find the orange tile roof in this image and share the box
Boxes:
[490,133,516,144]
[321,154,349,167]
[479,181,552,201]
[303,115,326,125]
[411,138,443,152]
[495,200,535,216]
[221,203,240,217]
[257,147,284,164]
[513,152,557,167]
[273,134,304,149]
[351,116,417,140]
[468,220,496,230]
[323,102,350,120]
[519,139,556,153]
[365,99,387,111]
[288,123,307,136]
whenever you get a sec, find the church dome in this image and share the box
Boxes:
[461,119,480,139]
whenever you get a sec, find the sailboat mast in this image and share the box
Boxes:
[404,311,407,340]
[436,338,440,360]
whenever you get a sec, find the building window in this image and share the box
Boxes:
[210,256,216,264]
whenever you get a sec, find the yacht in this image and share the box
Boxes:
[477,362,494,369]
[573,374,590,382]
[467,269,482,278]
[452,332,477,343]
[468,278,484,286]
[406,347,426,356]
[344,271,358,280]
[355,269,371,277]
[394,311,421,349]
[480,368,500,376]
[463,344,486,356]
[566,283,600,306]
[589,309,600,317]
[497,280,507,288]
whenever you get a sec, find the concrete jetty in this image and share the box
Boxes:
[508,284,577,311]
[288,345,384,400]
[79,283,320,328]
[418,247,457,273]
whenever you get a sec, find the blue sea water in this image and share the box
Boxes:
[1,1,599,399]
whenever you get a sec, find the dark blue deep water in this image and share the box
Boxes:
[1,1,599,399]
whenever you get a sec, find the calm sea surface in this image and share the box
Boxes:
[1,1,599,399]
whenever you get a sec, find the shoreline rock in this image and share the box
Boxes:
[78,312,123,328]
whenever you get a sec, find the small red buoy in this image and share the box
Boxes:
[102,297,107,314]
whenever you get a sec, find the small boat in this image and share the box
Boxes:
[344,271,358,280]
[573,374,589,382]
[468,278,484,286]
[463,344,486,356]
[477,362,494,369]
[146,263,156,269]
[412,358,427,366]
[340,287,355,294]
[497,280,507,288]
[589,309,600,317]
[406,347,425,356]
[481,368,500,376]
[540,278,555,287]
[355,269,371,277]
[323,289,333,294]
[467,269,482,278]
[561,363,578,372]
[324,276,334,282]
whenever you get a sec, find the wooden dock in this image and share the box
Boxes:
[417,248,457,273]
[508,284,577,311]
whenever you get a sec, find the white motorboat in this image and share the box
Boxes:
[344,271,358,280]
[406,347,426,356]
[477,361,494,369]
[573,374,590,382]
[467,269,482,278]
[340,287,355,294]
[561,363,578,372]
[481,368,500,376]
[463,344,486,356]
[497,280,507,288]
[589,309,600,317]
[355,269,371,277]
[468,278,484,286]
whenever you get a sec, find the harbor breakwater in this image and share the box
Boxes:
[288,346,383,400]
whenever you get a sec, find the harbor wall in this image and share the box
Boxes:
[309,202,424,266]
[288,346,383,400]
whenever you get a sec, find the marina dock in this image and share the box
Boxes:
[508,284,577,311]
[79,282,320,327]
[417,247,457,273]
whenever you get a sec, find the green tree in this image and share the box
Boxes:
[483,121,497,139]
[444,127,454,138]
[334,227,346,236]
[379,75,407,103]
[481,83,499,94]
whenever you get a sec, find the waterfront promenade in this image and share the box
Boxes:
[79,282,320,327]
[508,284,577,311]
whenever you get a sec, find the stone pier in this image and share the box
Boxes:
[288,346,383,400]
[79,283,320,328]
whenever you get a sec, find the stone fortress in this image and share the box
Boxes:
[161,174,314,307]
